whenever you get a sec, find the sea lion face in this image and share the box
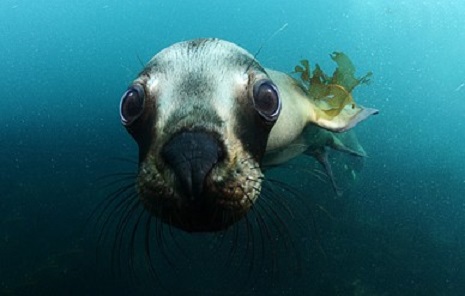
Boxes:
[119,39,281,232]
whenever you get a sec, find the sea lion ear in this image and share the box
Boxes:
[308,97,379,132]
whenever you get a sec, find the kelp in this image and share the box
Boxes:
[293,52,372,118]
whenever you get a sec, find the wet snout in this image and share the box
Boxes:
[161,131,224,203]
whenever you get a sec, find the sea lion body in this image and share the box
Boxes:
[119,38,377,232]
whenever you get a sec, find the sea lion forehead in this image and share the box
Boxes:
[144,38,264,75]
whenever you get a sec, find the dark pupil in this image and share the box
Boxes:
[255,84,278,116]
[123,90,143,119]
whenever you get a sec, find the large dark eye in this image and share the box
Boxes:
[252,80,281,122]
[120,84,145,125]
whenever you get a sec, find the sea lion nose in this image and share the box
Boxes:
[161,131,223,202]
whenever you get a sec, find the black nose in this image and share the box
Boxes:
[161,131,223,202]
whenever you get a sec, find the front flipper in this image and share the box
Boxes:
[302,126,367,196]
[329,131,367,157]
[305,146,343,197]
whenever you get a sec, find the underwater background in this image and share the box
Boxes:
[1,0,465,295]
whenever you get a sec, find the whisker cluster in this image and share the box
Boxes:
[87,157,327,291]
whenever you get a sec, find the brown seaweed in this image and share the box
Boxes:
[293,52,372,119]
[330,52,372,91]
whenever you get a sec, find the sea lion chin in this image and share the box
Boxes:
[119,38,378,233]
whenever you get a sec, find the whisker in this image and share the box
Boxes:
[144,215,158,280]
[92,182,135,225]
[261,186,302,273]
[264,178,312,232]
[97,189,137,247]
[225,211,240,268]
[262,180,295,218]
[253,195,280,277]
[241,193,263,287]
[213,220,228,255]
[157,210,176,268]
[95,175,137,188]
[95,172,136,181]
[129,207,147,282]
[105,157,138,165]
[166,215,189,261]
[265,177,329,262]
[111,197,141,276]
[251,202,267,269]
[243,209,255,275]
[273,164,328,184]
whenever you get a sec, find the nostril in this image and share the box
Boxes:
[161,131,223,202]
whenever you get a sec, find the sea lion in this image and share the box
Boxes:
[119,38,377,233]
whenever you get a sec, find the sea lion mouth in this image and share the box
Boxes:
[161,131,224,203]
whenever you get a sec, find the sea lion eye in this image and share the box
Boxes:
[252,80,281,122]
[120,84,145,125]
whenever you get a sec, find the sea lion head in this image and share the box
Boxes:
[119,38,281,232]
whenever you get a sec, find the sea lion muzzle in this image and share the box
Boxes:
[161,131,224,203]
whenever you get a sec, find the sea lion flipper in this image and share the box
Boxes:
[305,147,343,197]
[330,132,367,157]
